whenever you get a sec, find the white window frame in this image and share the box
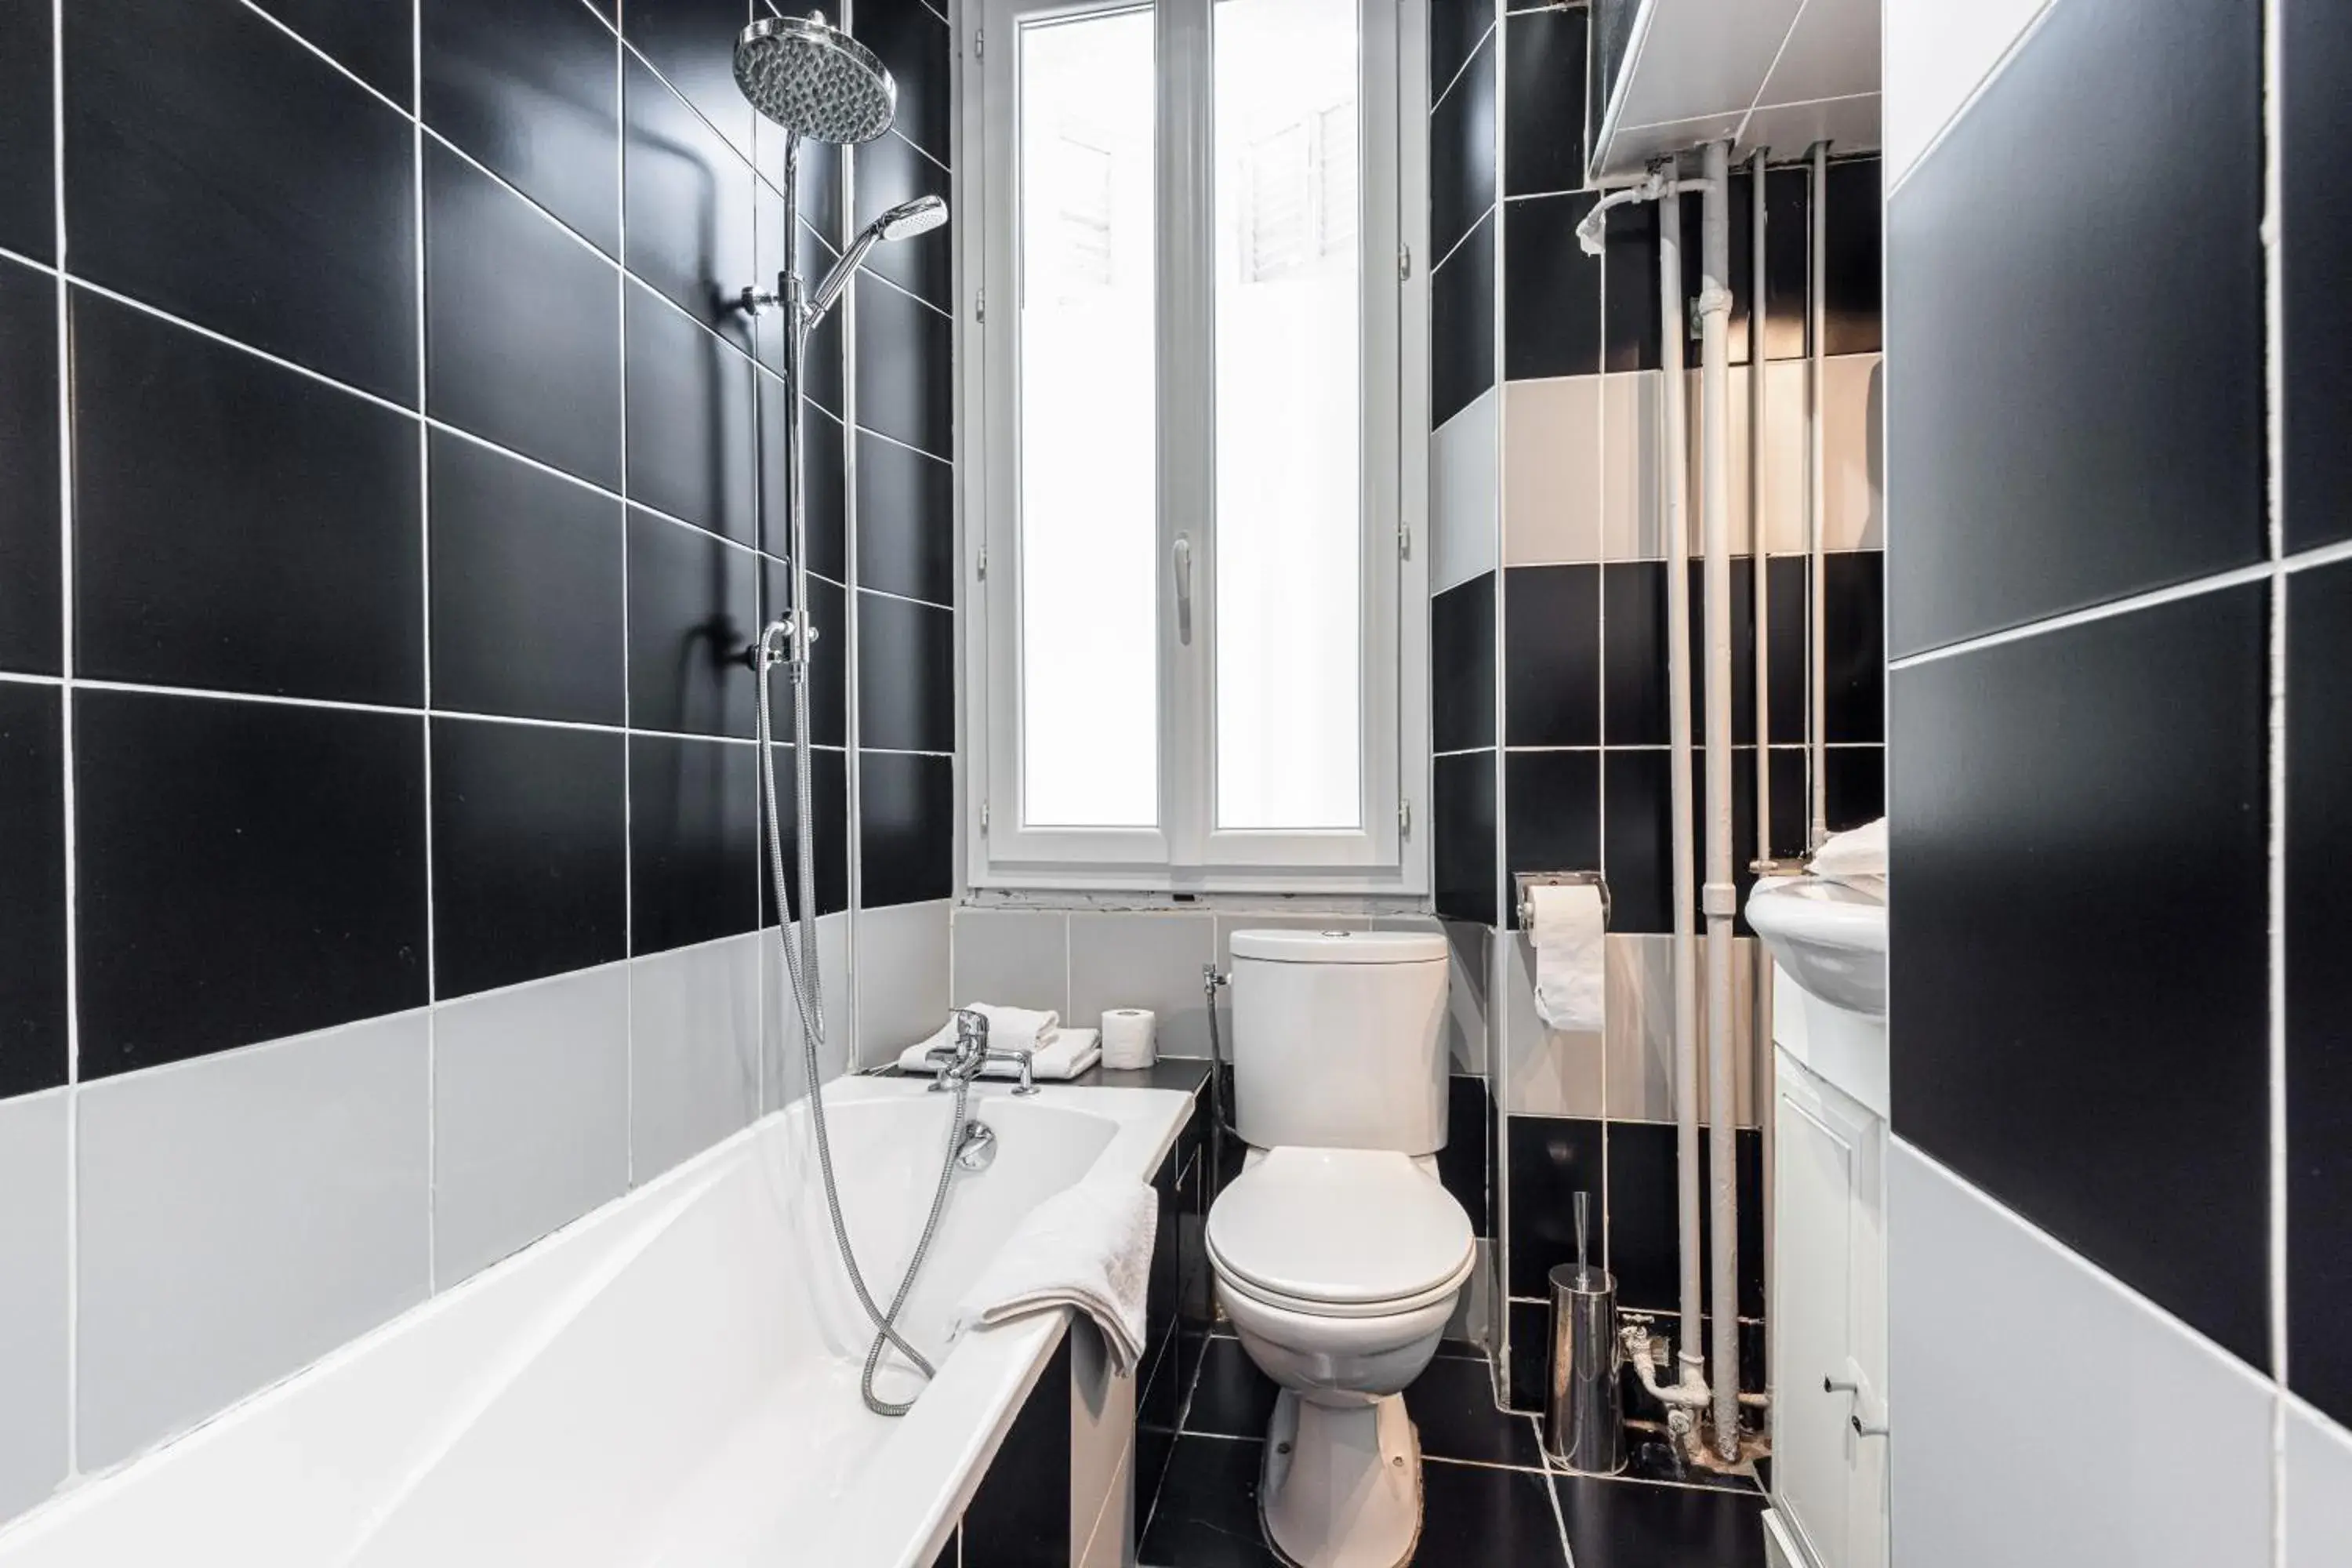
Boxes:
[959,0,1431,893]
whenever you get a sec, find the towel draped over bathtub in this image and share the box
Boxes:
[950,1179,1158,1376]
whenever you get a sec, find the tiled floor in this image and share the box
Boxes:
[1138,1336,1767,1568]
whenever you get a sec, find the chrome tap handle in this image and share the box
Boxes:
[984,1047,1037,1097]
[950,1007,989,1062]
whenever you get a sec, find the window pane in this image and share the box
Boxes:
[1018,7,1158,829]
[1211,0,1362,831]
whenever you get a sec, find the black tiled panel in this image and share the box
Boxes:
[930,1534,957,1568]
[1186,1335,1279,1438]
[855,132,952,310]
[0,684,65,1098]
[620,0,755,165]
[1503,6,1587,198]
[72,292,423,706]
[756,557,848,748]
[1506,1114,1605,1299]
[1138,1435,1283,1568]
[623,53,757,350]
[857,590,955,754]
[1430,0,1491,105]
[1600,194,1660,373]
[1421,1459,1570,1566]
[1505,1298,1547,1412]
[1504,750,1600,932]
[1503,564,1599,746]
[249,0,412,103]
[855,274,953,460]
[1602,561,1668,746]
[74,690,427,1078]
[1438,1074,1492,1235]
[856,432,956,607]
[856,0,951,169]
[2285,0,2352,551]
[1764,555,1807,744]
[760,386,848,582]
[2289,561,2352,1423]
[860,750,953,907]
[1432,212,1495,429]
[425,143,623,492]
[1503,193,1600,381]
[1602,748,1671,935]
[0,262,59,675]
[627,507,758,739]
[628,731,757,953]
[430,718,627,1000]
[1890,585,2269,1364]
[1760,166,1810,362]
[756,122,843,242]
[1405,1356,1539,1468]
[1682,557,1757,746]
[1824,550,1884,742]
[1432,571,1496,753]
[421,0,621,256]
[1824,745,1884,835]
[1766,748,1806,861]
[0,0,53,261]
[758,742,850,920]
[1556,1472,1767,1568]
[961,1336,1069,1568]
[1688,746,1762,940]
[1430,34,1495,267]
[1675,169,1802,368]
[1821,158,1882,357]
[1884,0,2262,655]
[428,432,626,726]
[1602,1118,1678,1311]
[1434,750,1497,925]
[626,290,758,545]
[64,0,417,405]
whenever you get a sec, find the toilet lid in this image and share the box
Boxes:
[1207,1147,1474,1308]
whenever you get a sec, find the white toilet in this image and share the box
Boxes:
[1205,930,1473,1568]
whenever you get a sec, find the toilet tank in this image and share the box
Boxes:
[1227,930,1450,1156]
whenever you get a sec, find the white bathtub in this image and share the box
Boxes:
[0,1076,1192,1568]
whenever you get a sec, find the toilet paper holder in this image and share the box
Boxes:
[1516,871,1610,931]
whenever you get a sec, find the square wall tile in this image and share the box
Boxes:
[432,963,630,1286]
[629,734,758,956]
[1432,386,1499,594]
[626,509,759,739]
[1502,192,1601,380]
[0,263,60,676]
[952,908,1070,1017]
[1501,376,1602,566]
[0,685,65,1098]
[859,750,954,909]
[1432,572,1496,753]
[0,1089,66,1521]
[77,1012,431,1470]
[1501,564,1599,746]
[630,933,761,1181]
[857,898,951,1067]
[1501,750,1599,931]
[1069,913,1216,1060]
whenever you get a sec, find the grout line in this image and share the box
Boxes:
[854,580,957,613]
[1886,559,2280,672]
[889,123,951,178]
[1429,23,1496,115]
[234,0,409,121]
[0,241,56,277]
[2261,0,2290,1558]
[412,0,437,1297]
[855,419,954,467]
[858,261,953,319]
[1430,203,1495,278]
[1883,0,2058,203]
[53,0,78,1480]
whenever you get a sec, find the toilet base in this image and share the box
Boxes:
[1258,1389,1423,1568]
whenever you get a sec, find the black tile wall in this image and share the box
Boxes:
[855,433,956,608]
[1432,212,1495,430]
[1432,572,1496,753]
[762,390,849,582]
[1764,556,1808,744]
[1504,1113,1603,1299]
[0,262,59,676]
[760,743,851,920]
[1890,585,2270,1365]
[1824,746,1883,837]
[1601,561,1668,746]
[71,292,424,707]
[428,431,627,727]
[1682,558,1757,747]
[1430,0,1492,107]
[1599,195,1659,374]
[2284,0,2352,552]
[425,141,624,492]
[1503,750,1599,932]
[629,732,759,954]
[0,684,65,1099]
[1437,1073,1493,1236]
[1503,565,1599,747]
[622,0,755,165]
[1430,33,1495,267]
[1596,1119,1765,1319]
[1601,748,1671,935]
[430,717,628,999]
[249,0,412,103]
[73,689,429,1079]
[1433,750,1497,926]
[963,1336,1072,1568]
[1502,193,1601,381]
[622,51,757,350]
[860,750,954,909]
[855,274,953,460]
[1883,0,2263,655]
[1822,552,1884,743]
[626,288,759,546]
[757,558,848,749]
[64,0,418,405]
[2289,560,2352,1424]
[855,132,953,311]
[1820,158,1881,358]
[0,0,53,262]
[858,590,956,755]
[1502,6,1587,198]
[857,0,952,169]
[627,506,759,739]
[421,0,622,257]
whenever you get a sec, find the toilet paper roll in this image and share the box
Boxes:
[1529,884,1605,1032]
[1100,1008,1156,1069]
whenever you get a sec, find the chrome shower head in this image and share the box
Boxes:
[734,12,896,145]
[806,194,953,321]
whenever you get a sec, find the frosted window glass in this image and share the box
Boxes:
[1017,9,1159,829]
[1211,0,1362,831]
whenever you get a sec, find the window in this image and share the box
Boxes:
[969,0,1425,891]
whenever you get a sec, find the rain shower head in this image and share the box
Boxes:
[734,12,896,144]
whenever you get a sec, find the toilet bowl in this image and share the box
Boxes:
[1207,1145,1475,1568]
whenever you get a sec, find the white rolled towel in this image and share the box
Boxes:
[951,1179,1158,1376]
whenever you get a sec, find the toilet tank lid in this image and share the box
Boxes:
[1228,929,1446,964]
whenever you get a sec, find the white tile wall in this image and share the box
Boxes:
[1069,912,1216,1059]
[1496,932,1760,1123]
[951,906,1071,1015]
[1888,1139,2273,1568]
[0,1090,67,1519]
[764,909,852,1109]
[1432,383,1500,593]
[856,898,952,1065]
[627,933,762,1182]
[1497,929,1602,1118]
[76,1012,432,1470]
[432,964,630,1287]
[1435,918,1490,1074]
[2288,1398,2352,1568]
[1883,0,2054,189]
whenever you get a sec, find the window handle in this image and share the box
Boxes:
[1173,533,1194,645]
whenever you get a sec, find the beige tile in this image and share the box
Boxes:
[951,906,1069,1015]
[1502,376,1602,564]
[1498,930,1605,1117]
[1070,912,1218,1058]
[1600,934,1762,1125]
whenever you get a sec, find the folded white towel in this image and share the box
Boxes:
[941,1003,1062,1053]
[897,1028,1101,1081]
[1806,818,1886,885]
[951,1180,1158,1376]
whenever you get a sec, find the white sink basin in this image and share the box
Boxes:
[1748,876,1886,1020]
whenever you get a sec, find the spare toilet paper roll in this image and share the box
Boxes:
[1529,884,1605,1033]
[1100,1008,1156,1069]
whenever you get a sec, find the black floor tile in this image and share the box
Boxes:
[1555,1472,1767,1568]
[1419,1460,1569,1566]
[1612,1428,1766,1495]
[1183,1336,1279,1439]
[1404,1356,1541,1468]
[1140,1436,1282,1568]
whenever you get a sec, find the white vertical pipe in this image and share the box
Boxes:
[1657,173,1704,1395]
[1807,141,1830,849]
[1698,140,1740,1464]
[1750,150,1770,862]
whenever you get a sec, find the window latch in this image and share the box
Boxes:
[1173,533,1195,645]
[1399,798,1412,836]
[1398,241,1411,281]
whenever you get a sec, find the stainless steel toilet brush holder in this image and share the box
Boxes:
[1544,1193,1625,1474]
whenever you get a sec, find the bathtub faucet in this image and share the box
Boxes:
[926,1008,1040,1096]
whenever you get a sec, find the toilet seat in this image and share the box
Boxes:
[1207,1147,1474,1316]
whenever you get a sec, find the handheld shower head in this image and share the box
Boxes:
[875,194,948,241]
[734,12,895,145]
[806,194,953,321]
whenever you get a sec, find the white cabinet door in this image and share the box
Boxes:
[1771,1049,1887,1568]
